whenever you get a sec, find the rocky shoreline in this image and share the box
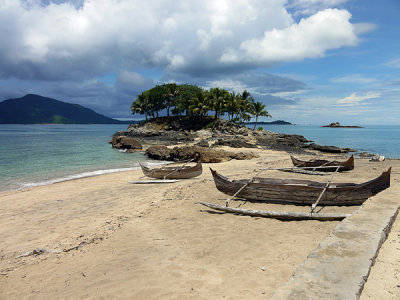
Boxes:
[110,117,358,161]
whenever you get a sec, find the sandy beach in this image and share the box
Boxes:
[0,148,398,299]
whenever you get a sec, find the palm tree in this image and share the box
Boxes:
[251,101,271,130]
[174,84,203,116]
[225,92,240,121]
[147,85,166,118]
[208,88,229,120]
[163,83,180,117]
[235,90,254,122]
[131,92,149,120]
[189,90,209,116]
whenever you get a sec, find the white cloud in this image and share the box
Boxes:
[337,92,380,106]
[384,58,400,68]
[331,74,376,84]
[222,9,359,64]
[0,1,371,80]
[0,0,380,120]
[286,0,349,16]
[116,71,152,87]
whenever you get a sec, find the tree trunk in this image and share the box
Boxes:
[253,115,258,130]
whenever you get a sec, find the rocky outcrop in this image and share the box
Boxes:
[145,145,258,163]
[322,122,363,128]
[111,117,358,160]
[254,133,312,153]
[213,137,258,148]
[307,143,356,153]
[109,135,142,152]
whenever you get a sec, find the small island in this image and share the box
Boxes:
[322,122,363,128]
[246,120,292,125]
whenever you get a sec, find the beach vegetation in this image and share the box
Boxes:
[131,83,271,129]
[251,101,271,130]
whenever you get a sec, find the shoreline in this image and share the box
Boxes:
[0,158,173,194]
[2,149,398,195]
[1,147,398,298]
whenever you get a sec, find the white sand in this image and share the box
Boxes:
[0,148,398,299]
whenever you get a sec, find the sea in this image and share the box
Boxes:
[0,124,153,193]
[256,124,400,159]
[1,124,399,193]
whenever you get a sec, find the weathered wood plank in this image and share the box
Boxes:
[197,202,350,221]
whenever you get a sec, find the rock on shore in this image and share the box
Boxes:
[110,117,356,160]
[145,145,258,163]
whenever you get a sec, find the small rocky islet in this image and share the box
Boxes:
[322,122,364,128]
[110,116,357,162]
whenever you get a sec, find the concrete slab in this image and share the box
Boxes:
[271,189,400,300]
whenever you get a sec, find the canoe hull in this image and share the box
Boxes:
[290,155,354,172]
[210,167,391,206]
[141,160,202,179]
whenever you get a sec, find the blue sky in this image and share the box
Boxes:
[0,0,399,125]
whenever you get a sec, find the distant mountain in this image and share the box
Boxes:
[246,120,293,125]
[0,94,126,124]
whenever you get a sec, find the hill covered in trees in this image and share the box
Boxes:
[0,94,125,124]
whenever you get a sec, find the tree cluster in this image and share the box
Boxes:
[131,83,271,128]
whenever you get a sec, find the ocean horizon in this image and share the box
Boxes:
[1,123,399,193]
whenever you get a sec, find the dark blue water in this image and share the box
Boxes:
[0,124,150,192]
[256,125,400,158]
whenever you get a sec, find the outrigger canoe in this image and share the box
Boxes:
[290,155,354,172]
[140,154,202,179]
[210,167,391,206]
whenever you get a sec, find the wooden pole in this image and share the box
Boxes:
[225,168,265,207]
[198,202,350,221]
[310,166,340,213]
[260,165,344,171]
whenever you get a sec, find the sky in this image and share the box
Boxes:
[0,0,399,125]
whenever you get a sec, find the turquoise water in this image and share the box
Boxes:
[0,124,150,193]
[257,125,400,159]
[1,124,399,193]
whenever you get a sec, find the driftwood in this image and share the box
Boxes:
[15,240,96,259]
[198,202,350,221]
[15,248,63,258]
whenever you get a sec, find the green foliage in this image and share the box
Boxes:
[257,126,263,131]
[205,121,216,129]
[175,84,203,115]
[131,84,270,129]
[251,101,271,130]
[208,87,230,120]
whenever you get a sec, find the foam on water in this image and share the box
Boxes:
[5,160,173,193]
[19,166,141,190]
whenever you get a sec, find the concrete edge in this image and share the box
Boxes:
[270,193,400,300]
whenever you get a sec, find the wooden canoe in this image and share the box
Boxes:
[290,155,354,172]
[210,167,391,206]
[140,159,202,179]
